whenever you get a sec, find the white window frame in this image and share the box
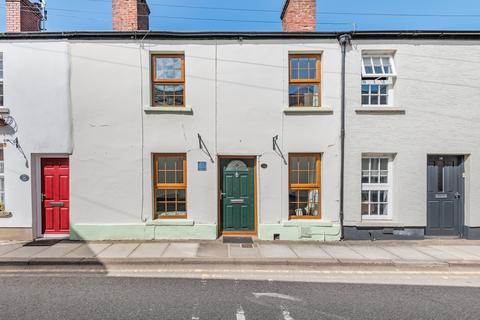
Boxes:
[361,154,394,220]
[361,54,396,107]
[0,147,5,211]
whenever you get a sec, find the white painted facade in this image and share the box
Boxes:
[0,34,479,240]
[0,40,72,239]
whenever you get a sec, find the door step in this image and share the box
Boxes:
[222,236,253,244]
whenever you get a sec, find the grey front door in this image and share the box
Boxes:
[426,155,464,236]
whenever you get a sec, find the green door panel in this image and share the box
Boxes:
[221,159,255,232]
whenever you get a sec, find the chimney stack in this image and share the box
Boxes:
[6,0,43,32]
[281,0,316,32]
[112,0,150,31]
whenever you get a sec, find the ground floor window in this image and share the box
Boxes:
[288,153,321,219]
[361,155,393,219]
[153,153,187,219]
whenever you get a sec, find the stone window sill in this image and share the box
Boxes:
[355,107,405,114]
[0,108,10,114]
[146,219,194,226]
[144,106,193,114]
[0,211,12,218]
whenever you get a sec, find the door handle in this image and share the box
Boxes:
[454,192,461,199]
[220,192,226,200]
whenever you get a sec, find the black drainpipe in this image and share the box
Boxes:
[338,33,351,240]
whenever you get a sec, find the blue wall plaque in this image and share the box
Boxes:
[197,161,207,171]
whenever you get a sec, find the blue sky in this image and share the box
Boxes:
[2,0,480,32]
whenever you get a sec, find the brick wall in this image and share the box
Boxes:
[113,0,150,31]
[6,0,42,32]
[281,0,316,32]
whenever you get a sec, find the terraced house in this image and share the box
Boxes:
[0,0,479,241]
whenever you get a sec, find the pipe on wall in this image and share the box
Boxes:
[338,33,351,240]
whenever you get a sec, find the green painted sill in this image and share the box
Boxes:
[283,220,333,227]
[283,107,333,114]
[144,106,193,114]
[146,219,195,226]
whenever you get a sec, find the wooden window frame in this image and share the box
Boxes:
[288,153,321,219]
[153,153,187,219]
[151,54,186,107]
[288,54,321,108]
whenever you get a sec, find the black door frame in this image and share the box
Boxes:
[426,154,465,237]
[217,155,257,237]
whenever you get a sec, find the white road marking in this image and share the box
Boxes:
[253,292,301,302]
[281,305,295,320]
[236,306,246,320]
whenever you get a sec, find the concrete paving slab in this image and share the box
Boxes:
[97,243,140,258]
[416,246,463,260]
[229,244,261,258]
[257,244,297,258]
[128,243,168,258]
[432,246,480,260]
[0,243,24,256]
[33,243,83,258]
[349,246,399,260]
[381,246,437,260]
[449,245,480,258]
[290,245,334,259]
[162,243,199,258]
[65,243,111,258]
[197,243,229,258]
[2,246,49,258]
[321,245,364,260]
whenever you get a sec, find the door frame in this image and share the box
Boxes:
[425,154,465,237]
[32,154,70,239]
[217,155,258,237]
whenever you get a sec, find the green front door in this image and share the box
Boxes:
[221,158,255,232]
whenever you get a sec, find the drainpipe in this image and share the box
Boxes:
[338,33,351,240]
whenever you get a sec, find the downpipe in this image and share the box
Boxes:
[338,34,352,240]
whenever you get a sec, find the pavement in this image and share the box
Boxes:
[1,239,480,269]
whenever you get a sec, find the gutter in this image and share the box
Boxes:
[338,33,352,240]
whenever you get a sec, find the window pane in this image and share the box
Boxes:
[361,191,369,202]
[373,58,383,74]
[288,85,319,107]
[153,84,184,106]
[361,95,369,105]
[380,190,388,202]
[362,159,369,170]
[289,189,318,217]
[380,95,388,105]
[382,57,392,74]
[291,69,299,80]
[370,85,379,94]
[370,96,379,105]
[370,203,378,215]
[363,57,373,74]
[155,57,182,80]
[299,58,308,68]
[371,190,379,203]
[361,204,369,215]
[361,85,369,94]
[379,203,388,215]
[157,156,185,184]
[380,85,387,95]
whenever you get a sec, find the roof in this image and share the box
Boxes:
[0,30,480,41]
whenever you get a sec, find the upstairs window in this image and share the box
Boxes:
[288,153,321,219]
[361,55,396,106]
[151,54,185,107]
[289,54,321,107]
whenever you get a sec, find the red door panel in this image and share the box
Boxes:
[41,158,70,234]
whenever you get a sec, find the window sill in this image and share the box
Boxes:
[0,108,10,114]
[146,219,194,226]
[144,106,193,114]
[355,107,405,114]
[356,219,397,226]
[284,107,333,115]
[0,211,12,218]
[283,220,333,227]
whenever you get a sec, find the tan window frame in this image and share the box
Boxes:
[153,153,187,219]
[151,54,185,107]
[288,54,321,107]
[288,153,321,219]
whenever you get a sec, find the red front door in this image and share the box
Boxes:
[41,158,70,234]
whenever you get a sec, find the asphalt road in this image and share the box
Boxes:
[0,274,479,320]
